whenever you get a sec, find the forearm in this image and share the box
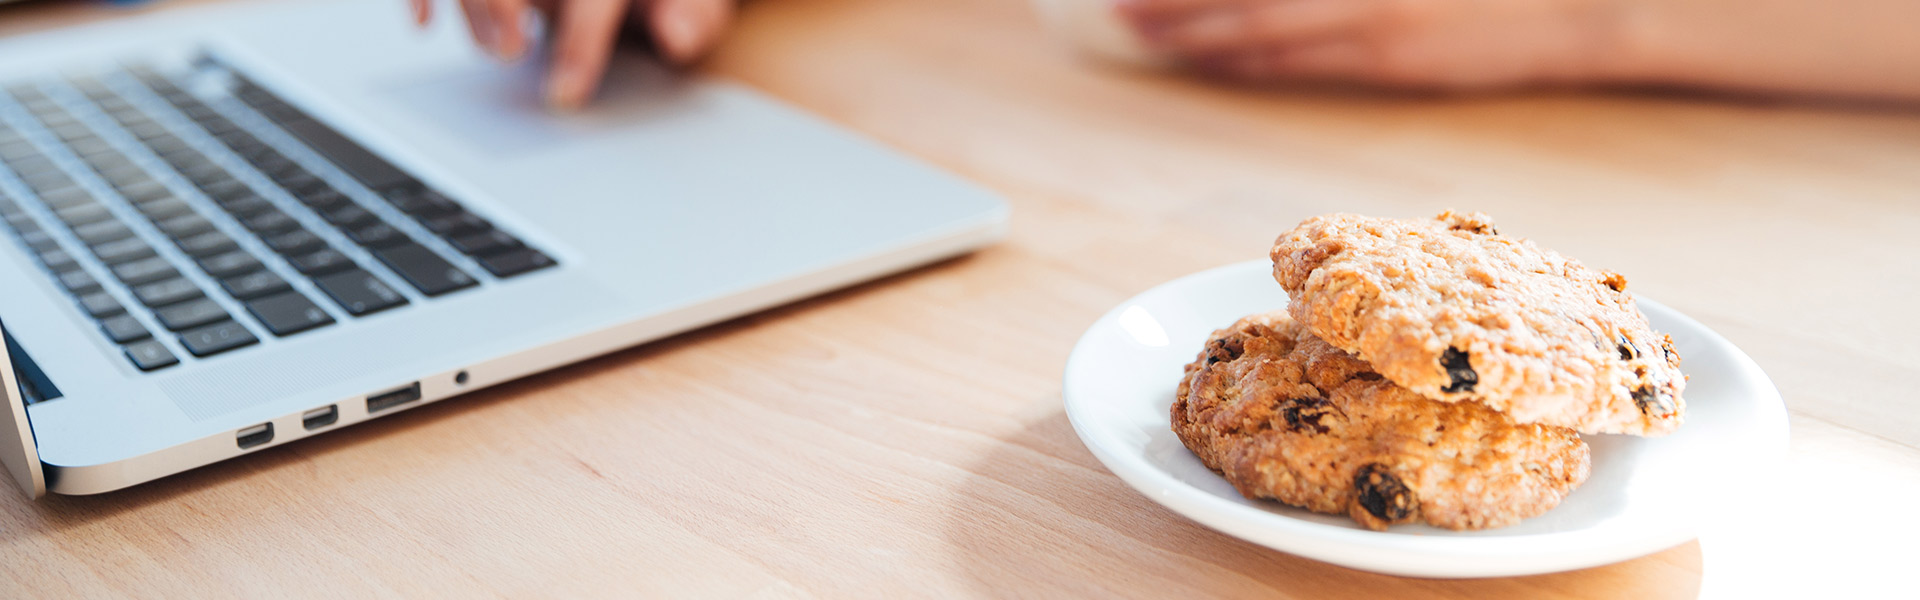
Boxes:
[1602,0,1920,102]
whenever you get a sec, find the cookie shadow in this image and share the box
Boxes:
[937,410,1704,597]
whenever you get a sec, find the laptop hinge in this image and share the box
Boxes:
[0,321,46,499]
[3,328,59,403]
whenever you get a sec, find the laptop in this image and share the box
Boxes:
[0,0,1007,497]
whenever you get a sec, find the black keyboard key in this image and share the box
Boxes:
[371,243,475,296]
[260,161,305,181]
[420,212,490,237]
[201,117,239,135]
[38,188,90,212]
[221,270,291,299]
[263,228,324,255]
[2,207,32,229]
[345,222,406,248]
[125,121,169,140]
[276,172,323,192]
[136,198,194,221]
[176,161,225,183]
[249,151,294,172]
[385,187,459,216]
[100,314,151,344]
[90,237,156,264]
[67,137,113,157]
[37,247,77,271]
[118,181,173,204]
[132,277,203,307]
[239,209,297,234]
[196,250,263,278]
[124,339,178,371]
[50,123,91,141]
[84,156,132,175]
[77,292,123,317]
[319,203,375,228]
[288,248,353,275]
[54,202,113,227]
[196,178,249,201]
[0,215,25,235]
[179,104,218,122]
[83,151,133,169]
[73,219,134,245]
[245,291,334,336]
[299,189,351,212]
[156,214,215,238]
[477,247,555,278]
[111,256,178,285]
[177,320,257,357]
[215,194,273,216]
[158,149,199,169]
[70,76,110,97]
[175,230,238,257]
[18,229,59,253]
[57,269,101,294]
[154,297,230,331]
[223,127,265,145]
[7,155,57,176]
[23,173,74,194]
[145,135,188,154]
[277,119,414,190]
[313,268,407,315]
[0,141,36,160]
[99,166,149,188]
[447,230,523,256]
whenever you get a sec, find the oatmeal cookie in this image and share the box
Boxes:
[1269,211,1685,436]
[1172,311,1590,531]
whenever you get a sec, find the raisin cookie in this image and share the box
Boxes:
[1172,311,1590,531]
[1270,211,1685,436]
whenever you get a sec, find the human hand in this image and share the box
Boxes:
[409,0,736,109]
[1117,0,1629,90]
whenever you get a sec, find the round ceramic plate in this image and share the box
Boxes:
[1062,260,1789,578]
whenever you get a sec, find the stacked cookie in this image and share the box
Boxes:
[1172,211,1686,531]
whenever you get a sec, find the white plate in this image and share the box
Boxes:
[1062,260,1790,578]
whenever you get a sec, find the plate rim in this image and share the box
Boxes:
[1061,259,1790,578]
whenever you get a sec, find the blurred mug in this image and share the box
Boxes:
[1029,0,1167,67]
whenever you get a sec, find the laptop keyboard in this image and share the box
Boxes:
[0,62,556,373]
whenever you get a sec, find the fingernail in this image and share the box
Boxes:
[653,5,700,62]
[546,67,586,111]
[474,25,499,58]
[496,32,524,61]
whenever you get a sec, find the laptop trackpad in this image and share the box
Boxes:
[373,47,704,159]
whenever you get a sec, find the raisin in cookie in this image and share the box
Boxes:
[1269,211,1685,436]
[1172,311,1590,531]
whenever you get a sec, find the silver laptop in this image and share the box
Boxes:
[0,0,1006,497]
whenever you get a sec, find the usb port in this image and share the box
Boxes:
[366,382,421,414]
[302,405,338,430]
[237,423,274,450]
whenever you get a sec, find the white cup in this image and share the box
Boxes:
[1029,0,1167,67]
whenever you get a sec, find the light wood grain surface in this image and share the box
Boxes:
[2,0,1917,597]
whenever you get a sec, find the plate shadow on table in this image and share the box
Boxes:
[0,252,987,542]
[940,410,1704,598]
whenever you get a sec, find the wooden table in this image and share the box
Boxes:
[3,0,1917,597]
